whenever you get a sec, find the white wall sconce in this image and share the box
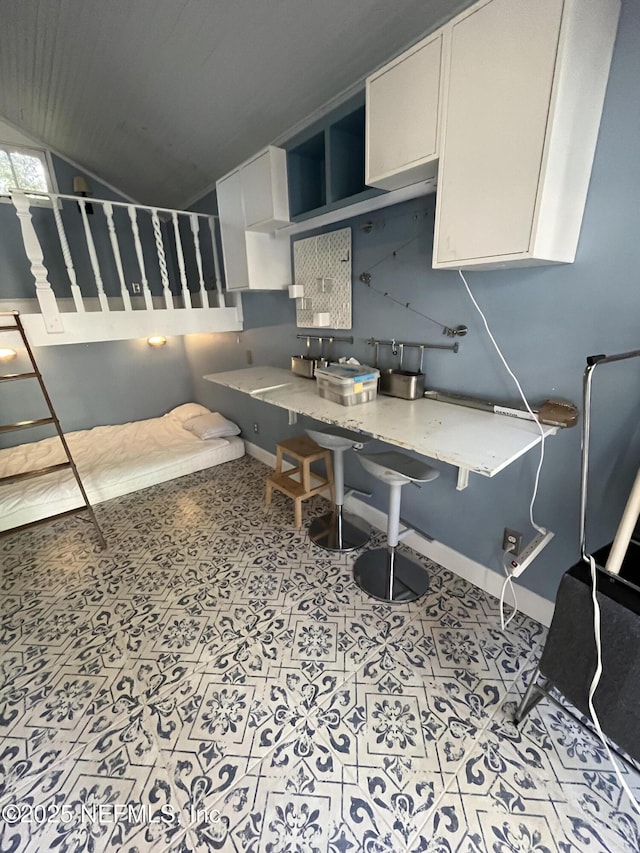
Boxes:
[73,176,94,214]
[0,347,17,361]
[147,335,167,348]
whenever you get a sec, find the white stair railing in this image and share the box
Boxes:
[11,192,64,332]
[128,205,154,311]
[52,202,84,313]
[104,202,132,312]
[191,214,208,308]
[11,190,227,324]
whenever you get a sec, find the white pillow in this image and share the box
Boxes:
[182,412,241,440]
[167,402,211,423]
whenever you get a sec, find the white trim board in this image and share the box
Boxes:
[244,440,554,627]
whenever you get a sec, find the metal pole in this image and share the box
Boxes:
[580,349,640,562]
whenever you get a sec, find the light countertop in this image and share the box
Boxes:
[204,366,556,489]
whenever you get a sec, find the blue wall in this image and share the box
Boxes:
[187,0,640,603]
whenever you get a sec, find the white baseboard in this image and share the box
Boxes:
[245,440,275,468]
[245,440,554,627]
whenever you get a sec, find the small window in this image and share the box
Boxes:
[0,144,52,196]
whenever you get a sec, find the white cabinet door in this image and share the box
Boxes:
[434,0,562,266]
[216,171,249,292]
[366,31,444,191]
[217,165,291,292]
[433,0,620,269]
[241,146,290,232]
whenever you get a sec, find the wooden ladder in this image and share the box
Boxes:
[0,311,106,547]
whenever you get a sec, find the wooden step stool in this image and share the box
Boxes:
[265,435,334,528]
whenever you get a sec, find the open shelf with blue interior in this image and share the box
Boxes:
[285,93,385,222]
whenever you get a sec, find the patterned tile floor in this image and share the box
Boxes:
[1,455,639,852]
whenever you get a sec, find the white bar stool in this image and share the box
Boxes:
[305,426,371,551]
[354,450,439,602]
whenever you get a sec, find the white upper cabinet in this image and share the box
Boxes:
[240,146,290,232]
[366,30,445,191]
[433,0,621,269]
[216,170,249,291]
[216,157,290,292]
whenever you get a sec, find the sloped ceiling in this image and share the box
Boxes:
[0,0,472,208]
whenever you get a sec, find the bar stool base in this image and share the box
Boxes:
[309,511,370,551]
[353,548,429,603]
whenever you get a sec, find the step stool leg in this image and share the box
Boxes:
[301,456,311,494]
[294,497,302,529]
[265,478,273,507]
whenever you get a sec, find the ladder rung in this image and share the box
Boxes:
[0,372,37,383]
[0,416,55,434]
[0,461,72,486]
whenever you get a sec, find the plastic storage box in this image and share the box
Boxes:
[315,364,380,406]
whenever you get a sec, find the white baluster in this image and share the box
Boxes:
[208,215,224,307]
[79,198,109,312]
[11,191,63,332]
[128,206,153,310]
[190,214,208,308]
[52,202,84,313]
[152,209,173,310]
[172,212,191,309]
[104,202,132,312]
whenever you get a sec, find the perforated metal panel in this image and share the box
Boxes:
[292,227,352,329]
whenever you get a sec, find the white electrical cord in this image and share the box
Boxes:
[459,271,640,813]
[458,270,547,631]
[500,546,518,630]
[587,555,640,815]
[459,270,546,534]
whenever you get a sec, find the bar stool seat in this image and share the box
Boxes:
[305,426,371,551]
[354,450,439,603]
[265,435,334,528]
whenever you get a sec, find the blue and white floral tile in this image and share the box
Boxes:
[478,695,640,853]
[306,662,507,848]
[0,732,66,806]
[408,788,570,853]
[277,561,352,614]
[236,527,320,572]
[193,604,289,669]
[164,561,244,617]
[0,654,196,808]
[0,648,65,730]
[12,750,182,853]
[0,669,127,806]
[200,601,411,716]
[2,662,119,741]
[172,719,400,853]
[144,608,212,665]
[383,608,541,692]
[73,657,204,772]
[0,593,53,659]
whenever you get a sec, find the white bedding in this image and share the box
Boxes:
[0,414,245,531]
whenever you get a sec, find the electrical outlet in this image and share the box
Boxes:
[503,528,523,555]
[253,423,259,434]
[132,282,141,294]
[508,529,554,577]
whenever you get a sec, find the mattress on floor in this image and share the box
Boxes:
[0,414,245,531]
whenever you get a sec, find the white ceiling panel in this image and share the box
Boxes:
[0,0,472,207]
